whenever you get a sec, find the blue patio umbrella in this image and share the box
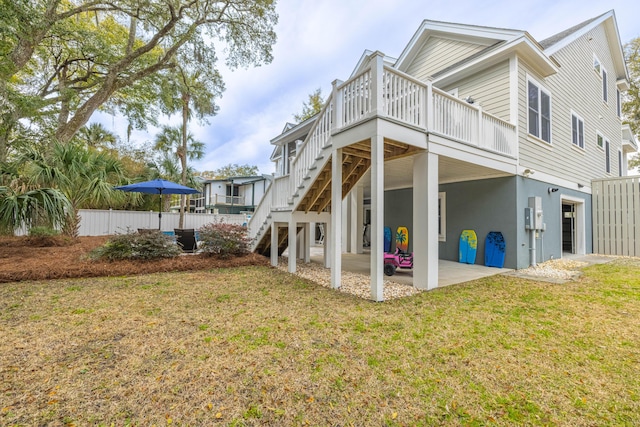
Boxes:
[114,178,200,229]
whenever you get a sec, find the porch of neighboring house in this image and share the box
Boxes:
[249,51,519,301]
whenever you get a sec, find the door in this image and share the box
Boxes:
[562,203,576,253]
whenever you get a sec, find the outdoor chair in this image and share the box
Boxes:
[174,228,198,253]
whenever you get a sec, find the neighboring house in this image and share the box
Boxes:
[201,175,271,214]
[249,11,637,301]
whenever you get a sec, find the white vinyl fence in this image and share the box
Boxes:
[592,176,640,257]
[78,209,249,236]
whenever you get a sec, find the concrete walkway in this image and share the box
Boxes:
[307,248,512,288]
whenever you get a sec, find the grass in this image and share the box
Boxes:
[1,260,639,426]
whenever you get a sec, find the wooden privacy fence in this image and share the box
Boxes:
[78,209,249,236]
[592,176,640,256]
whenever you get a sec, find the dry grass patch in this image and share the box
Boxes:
[1,260,640,426]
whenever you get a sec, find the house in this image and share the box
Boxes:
[201,175,271,214]
[248,10,637,301]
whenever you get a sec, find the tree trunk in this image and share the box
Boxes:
[178,91,190,229]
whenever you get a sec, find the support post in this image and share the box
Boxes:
[370,135,384,301]
[324,221,331,268]
[331,149,343,289]
[270,222,278,267]
[288,219,297,273]
[304,223,311,263]
[413,151,439,290]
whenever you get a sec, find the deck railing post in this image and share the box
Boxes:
[477,105,484,148]
[332,79,343,131]
[370,51,385,118]
[426,81,434,133]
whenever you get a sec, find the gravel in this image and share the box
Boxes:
[276,257,422,301]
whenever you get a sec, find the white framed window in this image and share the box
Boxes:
[527,77,551,143]
[571,112,585,149]
[438,192,446,242]
[617,89,622,118]
[602,67,608,103]
[605,139,611,173]
[593,55,601,75]
[618,150,623,177]
[596,132,604,150]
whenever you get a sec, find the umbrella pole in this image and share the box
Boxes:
[158,193,162,230]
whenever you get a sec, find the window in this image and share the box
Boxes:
[596,132,604,149]
[602,68,608,102]
[438,192,446,242]
[593,55,601,74]
[618,150,623,177]
[617,89,622,118]
[528,79,551,143]
[605,140,611,173]
[571,113,585,149]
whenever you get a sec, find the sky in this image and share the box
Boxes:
[94,0,640,176]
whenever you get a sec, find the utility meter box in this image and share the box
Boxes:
[524,207,534,230]
[528,196,543,230]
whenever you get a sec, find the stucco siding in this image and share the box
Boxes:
[518,24,624,183]
[441,60,511,121]
[406,37,486,82]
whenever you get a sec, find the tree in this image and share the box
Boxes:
[76,123,118,150]
[293,88,324,122]
[204,163,260,179]
[153,125,204,226]
[623,37,640,170]
[1,0,278,156]
[18,141,126,236]
[159,61,223,226]
[0,186,70,235]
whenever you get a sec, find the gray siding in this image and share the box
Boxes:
[406,37,485,81]
[518,24,624,183]
[441,60,511,121]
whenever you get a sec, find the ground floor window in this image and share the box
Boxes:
[439,192,446,241]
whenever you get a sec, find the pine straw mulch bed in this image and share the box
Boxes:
[0,235,269,283]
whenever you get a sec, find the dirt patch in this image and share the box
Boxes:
[0,235,269,283]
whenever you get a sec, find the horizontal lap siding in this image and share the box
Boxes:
[406,37,485,81]
[519,25,623,183]
[444,60,511,121]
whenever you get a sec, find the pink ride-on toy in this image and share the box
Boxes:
[383,248,414,276]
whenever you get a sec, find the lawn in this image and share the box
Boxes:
[1,259,639,426]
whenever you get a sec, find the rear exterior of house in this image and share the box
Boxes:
[248,11,637,301]
[201,176,270,215]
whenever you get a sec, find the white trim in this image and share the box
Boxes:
[544,11,613,56]
[519,167,592,194]
[438,192,446,242]
[560,195,586,256]
[593,53,601,76]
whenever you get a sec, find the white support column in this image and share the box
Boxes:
[304,223,311,263]
[356,184,364,254]
[288,219,297,273]
[342,198,349,253]
[324,221,331,268]
[349,190,359,254]
[370,135,384,301]
[297,226,304,260]
[413,152,439,290]
[270,222,278,267]
[331,149,343,289]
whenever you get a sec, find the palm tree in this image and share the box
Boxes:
[153,125,204,227]
[0,186,70,234]
[77,123,118,150]
[19,141,125,237]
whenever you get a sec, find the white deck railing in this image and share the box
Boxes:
[249,52,518,246]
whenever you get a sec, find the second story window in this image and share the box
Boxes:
[617,89,622,118]
[528,79,551,143]
[605,140,611,173]
[602,68,608,103]
[571,113,585,149]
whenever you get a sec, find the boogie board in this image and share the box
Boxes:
[384,227,392,252]
[459,229,477,264]
[485,231,506,268]
[396,226,409,253]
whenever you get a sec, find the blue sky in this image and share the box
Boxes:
[95,0,639,175]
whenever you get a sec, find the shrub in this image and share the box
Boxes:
[199,222,250,259]
[89,230,182,261]
[29,226,60,237]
